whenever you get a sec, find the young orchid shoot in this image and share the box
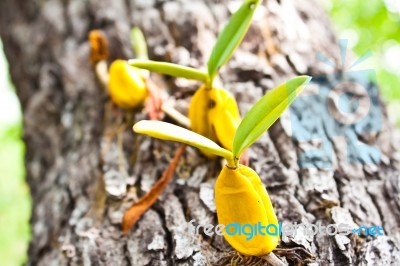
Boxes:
[120,1,261,234]
[88,27,163,119]
[132,76,311,263]
[89,28,189,234]
[129,0,261,155]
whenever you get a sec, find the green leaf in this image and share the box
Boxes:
[133,120,233,160]
[130,27,148,60]
[129,59,208,82]
[207,0,260,83]
[232,76,312,158]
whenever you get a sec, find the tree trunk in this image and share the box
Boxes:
[1,0,399,265]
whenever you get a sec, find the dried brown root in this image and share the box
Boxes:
[122,144,186,233]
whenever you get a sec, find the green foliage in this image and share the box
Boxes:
[129,59,208,82]
[207,0,260,84]
[232,76,311,158]
[130,27,148,60]
[133,120,233,160]
[131,0,259,88]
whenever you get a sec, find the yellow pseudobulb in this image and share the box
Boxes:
[188,85,240,157]
[108,60,148,109]
[215,165,280,256]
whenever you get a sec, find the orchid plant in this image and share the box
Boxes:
[132,76,311,263]
[129,0,261,155]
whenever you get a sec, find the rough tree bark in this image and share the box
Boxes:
[1,0,399,265]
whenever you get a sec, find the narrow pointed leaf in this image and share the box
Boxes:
[129,59,208,82]
[233,76,312,158]
[130,27,148,60]
[134,120,233,160]
[207,0,260,82]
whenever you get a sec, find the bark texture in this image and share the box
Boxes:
[1,0,400,265]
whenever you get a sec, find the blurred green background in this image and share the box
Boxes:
[323,0,400,125]
[0,1,398,265]
[0,40,31,266]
